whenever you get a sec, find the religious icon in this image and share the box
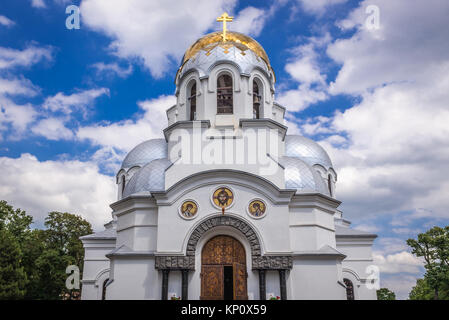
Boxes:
[212,187,234,209]
[180,200,198,219]
[248,200,266,218]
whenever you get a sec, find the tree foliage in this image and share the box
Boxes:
[376,288,396,300]
[407,226,449,300]
[0,200,93,300]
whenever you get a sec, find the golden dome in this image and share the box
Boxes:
[179,31,273,75]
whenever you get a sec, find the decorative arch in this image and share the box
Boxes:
[155,214,292,271]
[186,215,262,259]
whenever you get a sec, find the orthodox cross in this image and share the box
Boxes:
[216,12,233,42]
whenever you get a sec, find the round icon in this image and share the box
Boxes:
[212,187,234,209]
[248,199,266,218]
[179,200,198,219]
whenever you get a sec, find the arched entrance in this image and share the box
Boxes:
[200,235,248,300]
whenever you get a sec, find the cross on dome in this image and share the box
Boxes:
[216,12,233,42]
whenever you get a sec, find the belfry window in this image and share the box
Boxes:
[253,80,261,119]
[217,74,233,114]
[189,83,197,121]
[343,278,355,300]
[328,174,333,197]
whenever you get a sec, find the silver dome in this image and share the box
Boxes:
[122,158,171,197]
[280,156,328,195]
[121,139,167,169]
[285,135,333,169]
[178,45,271,80]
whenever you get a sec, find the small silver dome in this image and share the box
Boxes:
[280,156,328,195]
[122,158,171,197]
[121,139,167,169]
[285,135,333,169]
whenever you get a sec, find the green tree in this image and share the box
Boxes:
[0,201,93,300]
[0,200,33,242]
[407,226,449,300]
[377,287,396,300]
[44,211,92,271]
[0,230,27,299]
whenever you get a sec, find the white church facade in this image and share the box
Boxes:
[80,14,377,300]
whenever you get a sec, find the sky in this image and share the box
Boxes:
[1,0,449,299]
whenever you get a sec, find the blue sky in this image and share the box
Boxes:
[1,0,449,299]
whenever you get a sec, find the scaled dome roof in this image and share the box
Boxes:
[279,156,329,195]
[121,139,167,170]
[285,135,333,169]
[122,158,172,197]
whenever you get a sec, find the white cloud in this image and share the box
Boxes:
[80,0,239,77]
[0,76,39,97]
[296,0,347,15]
[42,88,109,115]
[277,35,330,111]
[374,251,423,274]
[291,0,449,221]
[31,117,74,140]
[0,153,116,229]
[231,5,277,37]
[77,95,174,152]
[0,98,37,139]
[91,62,133,79]
[0,15,15,27]
[31,0,46,8]
[0,45,52,70]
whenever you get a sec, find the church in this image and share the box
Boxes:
[80,13,377,300]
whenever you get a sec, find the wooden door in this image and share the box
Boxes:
[200,235,247,300]
[233,263,248,300]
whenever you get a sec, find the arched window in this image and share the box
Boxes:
[343,278,354,300]
[189,82,197,121]
[328,174,333,197]
[217,74,233,114]
[121,175,126,194]
[102,278,109,300]
[253,80,261,119]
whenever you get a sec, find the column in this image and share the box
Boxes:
[258,269,266,300]
[161,269,170,300]
[279,269,287,300]
[181,269,189,300]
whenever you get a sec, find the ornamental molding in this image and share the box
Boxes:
[156,215,292,271]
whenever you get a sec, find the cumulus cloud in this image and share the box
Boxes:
[0,154,116,229]
[31,117,74,140]
[0,45,52,139]
[77,94,174,152]
[80,0,239,77]
[0,15,15,27]
[289,0,449,222]
[277,34,330,111]
[42,88,110,115]
[0,45,52,70]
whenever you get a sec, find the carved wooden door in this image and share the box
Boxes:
[200,265,223,300]
[201,235,247,300]
[233,263,248,300]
